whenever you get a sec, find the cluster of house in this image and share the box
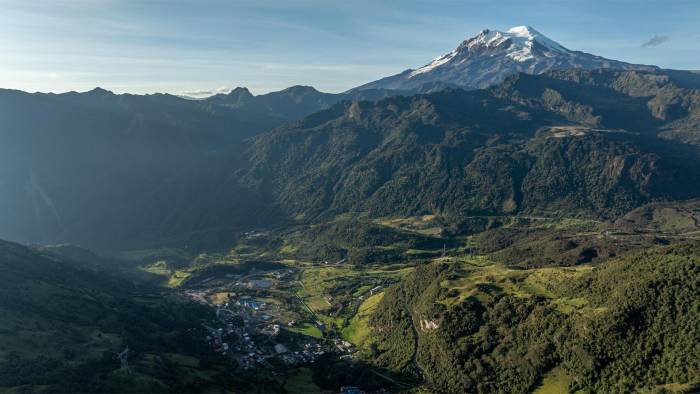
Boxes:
[236,299,267,310]
[201,294,332,371]
[274,341,326,365]
[233,334,325,369]
[271,269,294,280]
[332,338,357,361]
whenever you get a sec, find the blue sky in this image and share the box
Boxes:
[0,0,698,95]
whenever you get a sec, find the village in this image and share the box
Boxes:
[184,266,360,373]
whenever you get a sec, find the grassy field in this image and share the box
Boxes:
[286,323,323,338]
[305,295,332,312]
[167,269,192,287]
[299,266,360,294]
[297,263,415,335]
[139,261,194,288]
[437,257,601,315]
[374,215,444,237]
[532,367,574,394]
[342,292,384,347]
[299,265,412,300]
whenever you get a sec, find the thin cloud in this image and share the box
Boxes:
[179,86,231,98]
[642,35,669,47]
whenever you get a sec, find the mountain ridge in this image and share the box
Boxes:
[241,69,700,226]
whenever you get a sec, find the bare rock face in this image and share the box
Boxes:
[419,319,439,331]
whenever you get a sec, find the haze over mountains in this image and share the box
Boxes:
[0,84,413,250]
[1,26,700,252]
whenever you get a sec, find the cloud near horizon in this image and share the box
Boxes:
[179,86,232,98]
[642,35,669,47]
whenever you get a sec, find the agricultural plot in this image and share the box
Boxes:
[298,264,413,322]
[374,215,445,237]
[342,292,384,347]
[438,256,602,316]
[532,367,574,394]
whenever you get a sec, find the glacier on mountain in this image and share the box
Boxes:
[353,25,656,92]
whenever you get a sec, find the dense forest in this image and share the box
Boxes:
[0,240,271,393]
[363,243,700,393]
[242,70,700,228]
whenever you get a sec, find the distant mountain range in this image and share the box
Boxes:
[201,85,411,119]
[1,27,699,252]
[218,26,700,95]
[0,85,409,250]
[0,87,290,250]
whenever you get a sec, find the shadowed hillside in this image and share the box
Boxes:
[0,239,259,392]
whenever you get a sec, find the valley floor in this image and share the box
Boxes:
[121,207,700,393]
[3,206,698,393]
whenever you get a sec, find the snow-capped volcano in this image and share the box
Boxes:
[354,26,656,92]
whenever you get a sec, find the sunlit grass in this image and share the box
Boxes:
[374,214,444,237]
[342,292,384,347]
[437,259,602,315]
[285,323,322,338]
[533,366,574,394]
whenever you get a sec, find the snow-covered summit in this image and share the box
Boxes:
[504,26,567,52]
[465,26,566,54]
[410,26,568,78]
[353,26,656,92]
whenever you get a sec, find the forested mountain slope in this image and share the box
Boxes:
[0,85,408,251]
[363,244,700,393]
[0,88,284,250]
[242,69,700,226]
[0,239,245,393]
[3,68,700,252]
